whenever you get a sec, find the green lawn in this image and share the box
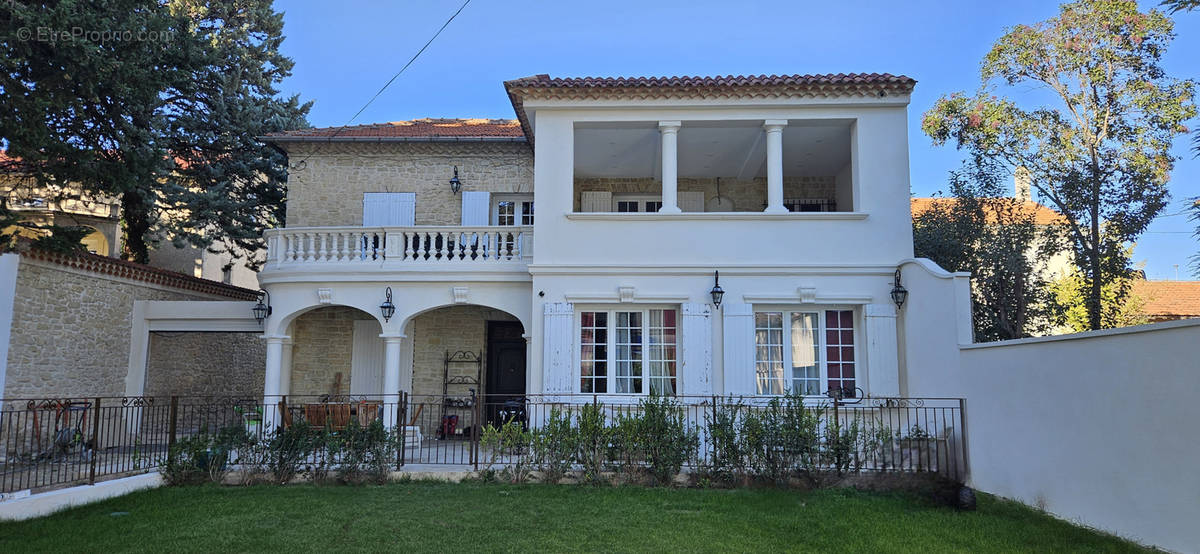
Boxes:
[0,481,1143,553]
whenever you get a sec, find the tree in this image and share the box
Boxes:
[0,0,308,266]
[160,0,310,270]
[1,1,202,261]
[914,159,1065,341]
[1051,261,1148,331]
[923,0,1196,330]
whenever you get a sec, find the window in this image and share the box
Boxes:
[579,308,677,395]
[493,195,533,226]
[612,194,662,213]
[754,309,856,396]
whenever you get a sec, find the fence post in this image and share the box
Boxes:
[958,397,970,482]
[88,397,101,485]
[397,392,407,469]
[471,389,479,470]
[167,396,179,466]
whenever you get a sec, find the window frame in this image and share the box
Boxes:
[611,194,663,213]
[576,305,679,396]
[752,305,859,398]
[492,194,534,226]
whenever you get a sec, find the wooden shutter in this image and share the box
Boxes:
[461,191,490,225]
[350,320,385,398]
[363,193,415,226]
[679,191,705,213]
[580,191,612,212]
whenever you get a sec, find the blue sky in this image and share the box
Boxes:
[274,0,1200,280]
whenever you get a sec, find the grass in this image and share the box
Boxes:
[0,481,1145,553]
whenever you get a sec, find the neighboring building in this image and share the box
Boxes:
[0,151,261,289]
[1131,280,1200,323]
[256,72,973,427]
[910,171,1073,282]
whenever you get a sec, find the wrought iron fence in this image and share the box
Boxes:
[0,393,966,494]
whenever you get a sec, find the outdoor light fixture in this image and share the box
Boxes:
[890,269,908,309]
[710,271,725,309]
[380,287,396,322]
[252,289,272,324]
[449,166,462,194]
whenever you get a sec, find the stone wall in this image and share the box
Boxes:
[283,142,534,228]
[144,332,266,397]
[409,305,520,399]
[3,259,217,398]
[573,176,837,211]
[288,306,375,397]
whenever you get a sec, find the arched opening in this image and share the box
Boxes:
[79,226,109,256]
[408,304,526,432]
[288,305,383,398]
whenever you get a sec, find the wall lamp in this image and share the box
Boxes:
[449,166,462,194]
[252,289,272,324]
[380,287,396,322]
[890,269,908,309]
[710,271,725,309]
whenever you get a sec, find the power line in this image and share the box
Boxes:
[291,0,472,170]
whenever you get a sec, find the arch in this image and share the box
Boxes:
[398,301,529,335]
[270,302,388,338]
[79,226,109,256]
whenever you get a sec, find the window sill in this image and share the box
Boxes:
[565,212,868,221]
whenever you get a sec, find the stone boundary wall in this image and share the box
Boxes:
[144,332,266,398]
[2,251,259,399]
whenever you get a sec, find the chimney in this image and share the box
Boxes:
[1014,167,1032,202]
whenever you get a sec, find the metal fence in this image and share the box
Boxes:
[0,393,966,494]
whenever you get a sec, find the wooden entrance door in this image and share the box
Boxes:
[485,321,526,425]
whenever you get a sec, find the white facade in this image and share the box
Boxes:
[256,74,967,419]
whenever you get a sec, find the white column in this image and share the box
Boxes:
[680,303,713,396]
[763,120,788,214]
[262,335,287,430]
[722,302,756,396]
[658,121,682,214]
[381,334,404,429]
[279,337,294,397]
[542,302,575,399]
[865,304,900,397]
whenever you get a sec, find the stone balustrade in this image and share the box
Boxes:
[263,226,533,268]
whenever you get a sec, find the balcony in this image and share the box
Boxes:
[261,225,533,279]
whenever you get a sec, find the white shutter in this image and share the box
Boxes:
[722,303,756,396]
[461,191,490,226]
[679,191,705,213]
[542,302,575,399]
[680,303,713,395]
[581,191,612,212]
[391,193,415,226]
[363,193,415,226]
[351,320,385,398]
[363,193,388,226]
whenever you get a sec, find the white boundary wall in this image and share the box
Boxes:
[958,320,1200,552]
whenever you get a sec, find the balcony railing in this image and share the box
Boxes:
[263,226,532,268]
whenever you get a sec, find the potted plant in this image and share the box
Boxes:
[236,406,264,438]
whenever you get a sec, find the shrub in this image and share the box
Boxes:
[481,419,533,483]
[702,397,745,481]
[530,407,575,483]
[635,395,698,484]
[740,394,821,483]
[266,421,314,484]
[574,402,609,483]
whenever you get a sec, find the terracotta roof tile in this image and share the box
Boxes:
[1131,280,1200,319]
[263,118,523,141]
[504,72,916,90]
[911,198,1065,226]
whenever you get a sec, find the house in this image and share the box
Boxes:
[1130,280,1200,323]
[256,73,971,428]
[910,169,1073,282]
